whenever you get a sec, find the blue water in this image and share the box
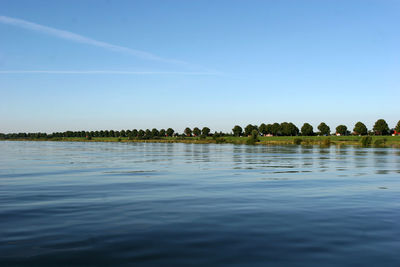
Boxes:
[1,141,400,266]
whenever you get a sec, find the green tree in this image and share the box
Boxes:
[184,127,192,136]
[353,122,368,135]
[395,120,400,132]
[232,125,243,136]
[265,124,273,135]
[244,124,258,136]
[202,127,211,136]
[159,129,166,137]
[336,125,348,135]
[151,128,159,137]
[193,127,201,137]
[373,119,389,135]
[132,129,138,137]
[280,122,290,136]
[259,123,267,136]
[137,130,145,139]
[288,123,299,136]
[301,123,314,136]
[145,129,152,138]
[318,122,330,136]
[271,123,281,136]
[166,128,174,137]
[280,122,298,136]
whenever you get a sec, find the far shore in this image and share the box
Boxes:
[3,136,400,148]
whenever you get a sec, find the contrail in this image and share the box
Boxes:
[0,15,188,65]
[0,70,217,75]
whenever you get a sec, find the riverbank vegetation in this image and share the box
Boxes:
[2,119,400,147]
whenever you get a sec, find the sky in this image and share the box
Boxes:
[0,0,399,133]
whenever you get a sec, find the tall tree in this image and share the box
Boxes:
[373,119,389,135]
[318,122,330,136]
[244,124,258,136]
[145,129,152,138]
[166,128,174,137]
[271,123,281,136]
[202,127,211,136]
[259,123,267,136]
[280,122,290,136]
[336,125,348,135]
[184,127,192,136]
[159,129,166,137]
[395,120,400,132]
[279,122,299,136]
[353,122,368,135]
[193,127,201,137]
[301,123,314,136]
[232,125,243,136]
[265,124,273,135]
[137,130,145,139]
[151,128,159,137]
[289,123,299,136]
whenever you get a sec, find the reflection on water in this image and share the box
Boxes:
[1,141,400,266]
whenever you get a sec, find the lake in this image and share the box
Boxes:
[1,141,400,266]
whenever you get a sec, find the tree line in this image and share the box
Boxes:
[232,119,399,136]
[0,127,210,140]
[1,119,399,140]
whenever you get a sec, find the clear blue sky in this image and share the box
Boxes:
[1,0,399,133]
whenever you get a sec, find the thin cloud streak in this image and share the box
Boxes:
[0,70,218,75]
[0,15,188,65]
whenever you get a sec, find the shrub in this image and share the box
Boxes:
[86,136,92,140]
[117,138,122,142]
[360,136,372,147]
[245,129,260,145]
[293,138,302,145]
[250,129,259,141]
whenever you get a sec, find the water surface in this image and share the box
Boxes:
[1,141,400,266]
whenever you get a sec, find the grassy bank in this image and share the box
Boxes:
[4,135,400,147]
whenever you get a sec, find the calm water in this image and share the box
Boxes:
[1,141,400,266]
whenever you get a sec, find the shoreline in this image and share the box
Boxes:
[2,136,400,148]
